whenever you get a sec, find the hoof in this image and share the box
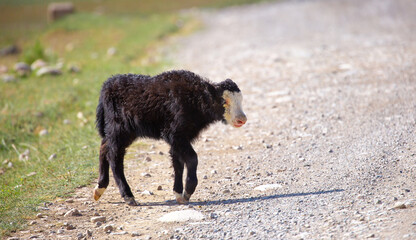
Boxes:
[174,191,190,204]
[93,185,106,201]
[183,191,191,201]
[124,196,137,206]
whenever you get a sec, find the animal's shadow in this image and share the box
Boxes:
[109,189,344,207]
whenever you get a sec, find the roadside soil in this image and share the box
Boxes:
[8,0,416,239]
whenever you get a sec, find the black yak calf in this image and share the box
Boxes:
[93,70,247,205]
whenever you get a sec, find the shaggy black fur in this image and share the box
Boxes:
[95,70,241,204]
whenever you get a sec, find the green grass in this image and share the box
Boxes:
[0,0,270,237]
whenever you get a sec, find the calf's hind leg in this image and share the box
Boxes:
[108,141,137,206]
[93,139,110,201]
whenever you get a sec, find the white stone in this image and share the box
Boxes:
[254,184,283,191]
[158,210,204,222]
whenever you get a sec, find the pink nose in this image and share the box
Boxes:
[236,119,246,125]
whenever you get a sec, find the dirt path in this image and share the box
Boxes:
[9,0,416,239]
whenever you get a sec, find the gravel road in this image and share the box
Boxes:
[9,0,416,239]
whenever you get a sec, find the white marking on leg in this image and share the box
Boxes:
[93,185,106,201]
[174,191,188,204]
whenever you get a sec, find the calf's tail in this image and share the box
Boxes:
[96,98,106,138]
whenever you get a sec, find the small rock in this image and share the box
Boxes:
[90,216,106,223]
[249,231,256,235]
[107,47,117,56]
[48,154,57,160]
[412,222,416,225]
[64,208,82,217]
[393,202,407,209]
[95,222,102,227]
[366,233,375,238]
[103,224,114,233]
[26,172,37,177]
[31,59,47,71]
[86,229,92,237]
[36,66,62,77]
[223,189,230,194]
[29,235,39,239]
[7,237,20,240]
[64,222,76,230]
[29,221,37,225]
[68,65,81,73]
[157,185,163,190]
[14,62,31,76]
[57,229,64,234]
[65,199,74,203]
[36,213,45,218]
[211,170,217,175]
[131,231,141,237]
[7,162,13,168]
[254,184,283,191]
[141,172,151,177]
[76,233,85,240]
[209,212,218,219]
[145,156,152,162]
[374,199,382,204]
[63,119,71,125]
[39,129,48,136]
[158,210,204,222]
[0,45,19,56]
[141,190,154,196]
[110,231,128,235]
[2,74,16,83]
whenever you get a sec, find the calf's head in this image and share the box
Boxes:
[219,79,247,128]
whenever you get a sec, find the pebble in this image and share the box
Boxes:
[64,208,82,217]
[39,129,48,136]
[57,229,64,234]
[103,224,114,232]
[392,202,406,209]
[68,65,81,73]
[110,231,128,235]
[107,47,117,56]
[145,156,152,162]
[141,172,152,177]
[254,184,283,191]
[65,199,74,203]
[141,190,154,195]
[14,62,31,76]
[158,210,205,222]
[131,232,141,237]
[47,153,57,161]
[90,216,106,223]
[157,185,163,190]
[7,237,19,240]
[36,66,62,77]
[36,213,45,218]
[86,229,92,237]
[2,74,16,82]
[31,59,47,70]
[76,233,85,240]
[64,223,76,230]
[63,119,71,125]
